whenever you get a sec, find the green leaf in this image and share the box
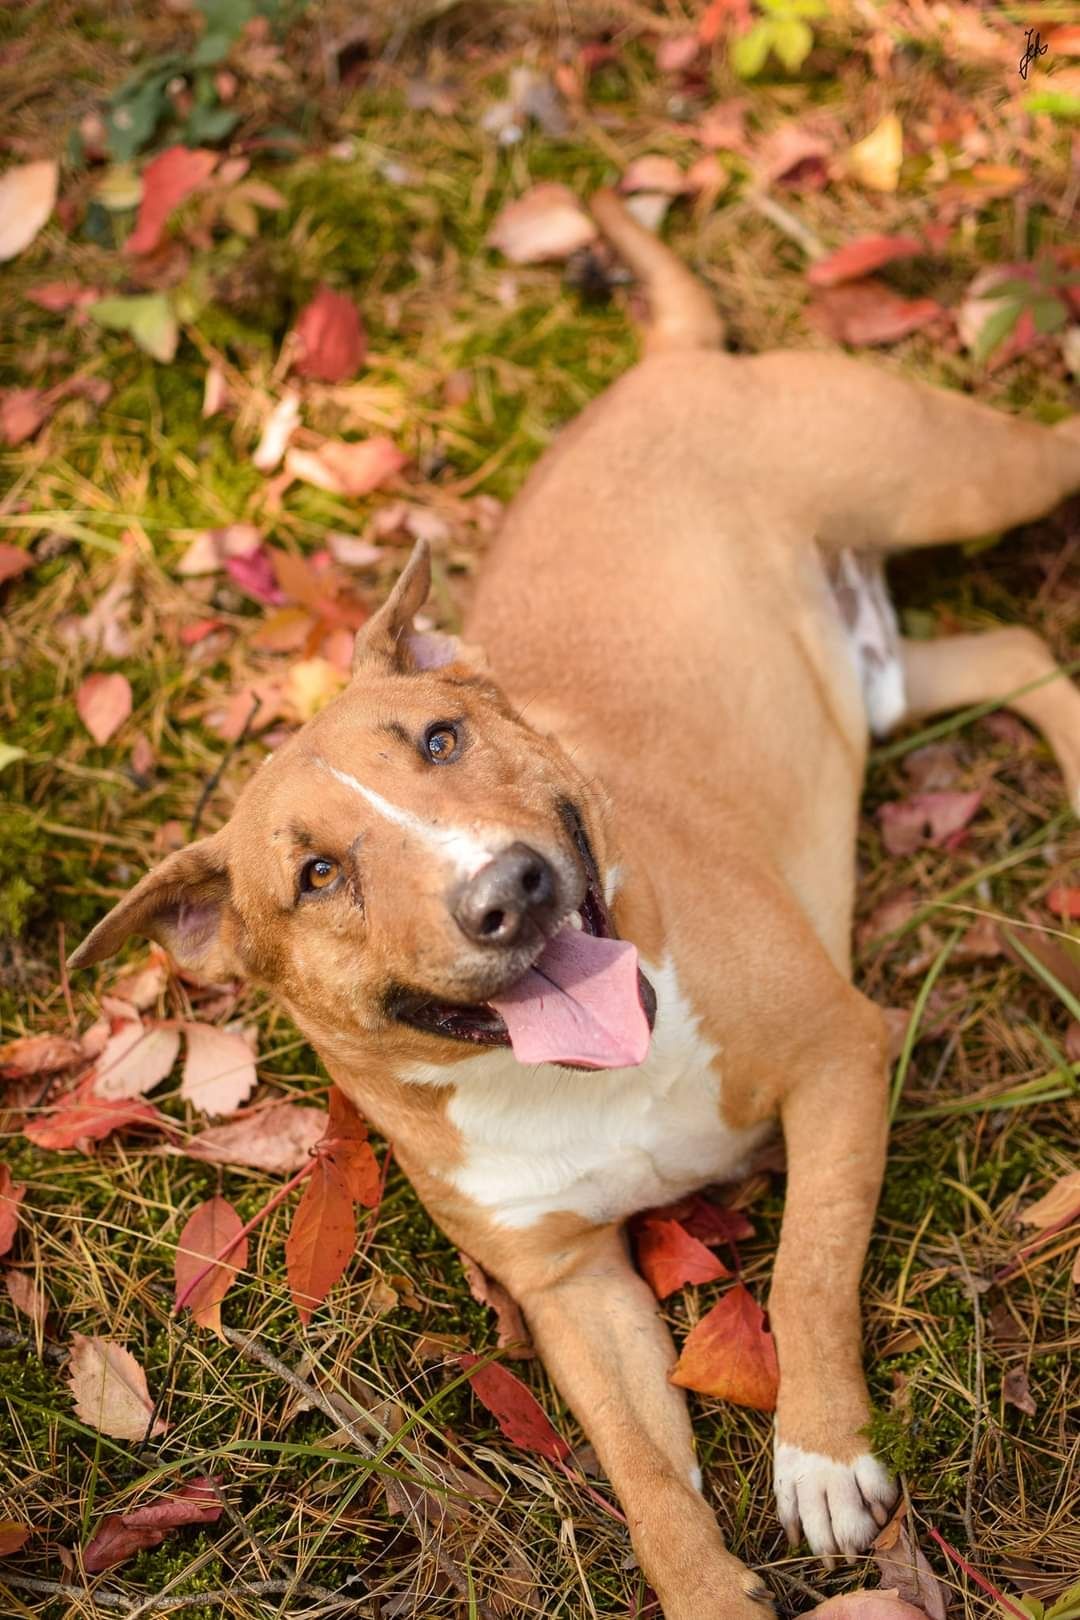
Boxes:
[1046,1580,1080,1620]
[1024,90,1080,122]
[973,297,1024,363]
[182,103,240,144]
[199,0,256,38]
[1032,295,1067,334]
[770,15,814,70]
[88,294,179,363]
[731,22,774,79]
[190,30,234,66]
[106,67,175,161]
[0,743,27,774]
[1019,1601,1045,1620]
[982,277,1036,301]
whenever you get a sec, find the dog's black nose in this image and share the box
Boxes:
[454,843,558,947]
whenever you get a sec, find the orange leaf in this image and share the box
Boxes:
[76,672,133,746]
[23,1073,165,1151]
[1018,1169,1080,1231]
[0,1520,30,1557]
[285,1157,355,1326]
[174,1196,247,1337]
[323,1087,381,1207]
[459,1355,570,1462]
[0,1165,27,1257]
[125,146,218,256]
[807,234,923,288]
[1046,885,1080,920]
[291,285,366,383]
[669,1283,779,1410]
[635,1217,731,1299]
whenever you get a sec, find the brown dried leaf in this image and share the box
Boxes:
[66,1334,167,1440]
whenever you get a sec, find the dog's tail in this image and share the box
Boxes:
[590,187,725,353]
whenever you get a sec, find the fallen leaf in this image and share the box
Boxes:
[285,657,347,721]
[5,1267,49,1327]
[25,281,102,313]
[174,1196,247,1337]
[23,1073,166,1151]
[0,1521,30,1557]
[177,523,261,576]
[66,1334,167,1441]
[808,234,923,288]
[635,1217,731,1299]
[291,285,367,382]
[459,1252,533,1358]
[848,113,903,192]
[0,1166,27,1257]
[183,1102,328,1175]
[871,1515,948,1619]
[806,1593,936,1620]
[0,1032,84,1079]
[1018,1170,1080,1231]
[285,437,407,498]
[877,790,982,855]
[285,1155,356,1326]
[648,1192,754,1247]
[125,147,218,256]
[202,362,230,417]
[181,1023,257,1116]
[0,159,58,261]
[0,543,35,584]
[326,532,381,568]
[620,155,688,195]
[956,266,1041,368]
[487,183,597,264]
[669,1282,779,1410]
[88,294,178,363]
[83,1478,222,1573]
[252,391,301,472]
[1046,885,1080,920]
[76,672,133,746]
[321,1087,381,1207]
[808,282,943,347]
[225,545,286,605]
[696,100,749,153]
[1,388,50,446]
[93,1019,180,1100]
[755,123,831,188]
[1002,1365,1037,1417]
[110,953,169,1010]
[459,1355,571,1462]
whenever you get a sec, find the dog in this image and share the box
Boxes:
[71,191,1080,1619]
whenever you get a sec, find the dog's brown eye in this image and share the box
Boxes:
[424,723,459,763]
[302,857,340,893]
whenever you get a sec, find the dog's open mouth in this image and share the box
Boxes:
[391,860,657,1070]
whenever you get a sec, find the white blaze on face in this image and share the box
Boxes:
[316,759,494,879]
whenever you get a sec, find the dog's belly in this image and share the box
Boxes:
[409,959,770,1230]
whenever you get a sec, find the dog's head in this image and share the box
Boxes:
[71,542,654,1073]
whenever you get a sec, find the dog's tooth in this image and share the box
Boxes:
[570,910,584,930]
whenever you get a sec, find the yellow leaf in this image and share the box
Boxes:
[848,114,903,193]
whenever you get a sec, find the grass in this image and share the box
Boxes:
[2,1,1080,1615]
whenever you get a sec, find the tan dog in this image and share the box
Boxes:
[72,193,1080,1619]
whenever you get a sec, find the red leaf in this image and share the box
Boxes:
[322,1087,381,1207]
[76,672,133,746]
[174,1196,247,1335]
[458,1251,533,1358]
[669,1283,779,1410]
[807,280,943,346]
[84,1478,222,1573]
[0,1032,84,1079]
[285,1157,355,1326]
[0,1165,27,1257]
[23,1074,166,1151]
[0,1520,30,1557]
[1046,885,1080,920]
[291,285,367,383]
[459,1355,571,1463]
[25,281,102,312]
[878,789,983,856]
[648,1192,754,1247]
[0,543,35,583]
[225,547,287,605]
[1,388,50,446]
[808,234,924,288]
[125,147,218,256]
[635,1217,731,1299]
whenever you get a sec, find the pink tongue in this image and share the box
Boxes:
[489,925,651,1069]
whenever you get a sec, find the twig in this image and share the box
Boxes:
[1,1574,131,1610]
[57,919,78,1032]
[950,1237,984,1549]
[126,1577,340,1618]
[189,693,259,838]
[745,191,826,261]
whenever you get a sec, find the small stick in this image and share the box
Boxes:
[745,191,827,262]
[950,1237,984,1549]
[189,693,259,839]
[57,920,78,1032]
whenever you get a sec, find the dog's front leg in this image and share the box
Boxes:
[511,1225,775,1620]
[768,991,898,1557]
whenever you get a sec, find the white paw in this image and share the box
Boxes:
[773,1441,896,1557]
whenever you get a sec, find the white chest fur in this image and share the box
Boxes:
[403,960,770,1229]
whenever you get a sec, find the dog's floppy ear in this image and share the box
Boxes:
[351,539,488,677]
[67,833,236,978]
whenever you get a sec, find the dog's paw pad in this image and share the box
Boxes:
[774,1442,896,1558]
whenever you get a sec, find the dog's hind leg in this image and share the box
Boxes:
[509,1225,775,1620]
[899,630,1080,813]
